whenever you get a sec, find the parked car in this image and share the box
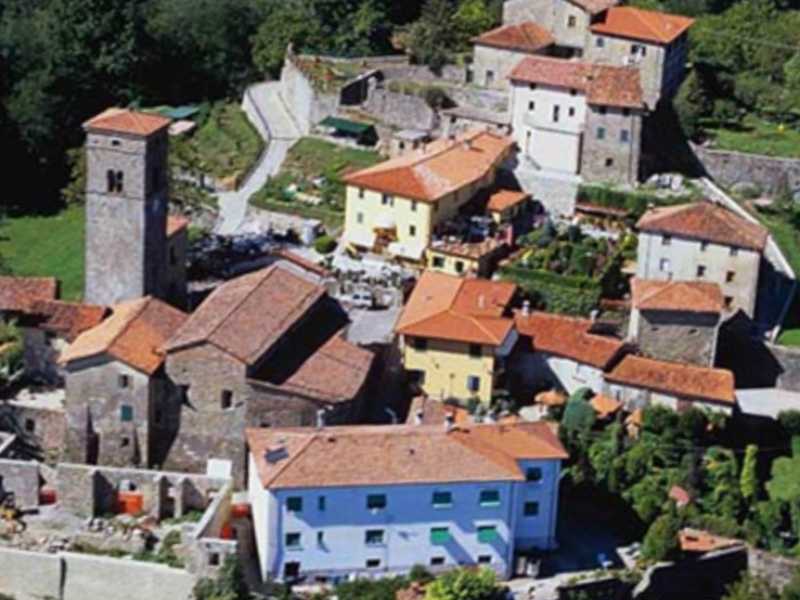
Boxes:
[341,289,375,309]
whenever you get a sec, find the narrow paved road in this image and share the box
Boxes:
[215,81,300,235]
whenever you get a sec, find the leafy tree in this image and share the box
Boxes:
[778,410,800,440]
[740,444,760,505]
[641,512,681,562]
[337,576,408,600]
[782,569,800,600]
[766,452,800,537]
[673,69,711,140]
[722,573,778,600]
[453,0,495,50]
[61,147,86,205]
[193,556,249,600]
[562,387,596,433]
[425,567,502,600]
[407,0,458,71]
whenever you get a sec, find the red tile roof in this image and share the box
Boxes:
[679,528,741,553]
[669,485,692,507]
[0,277,59,314]
[84,108,171,137]
[166,265,325,364]
[591,394,622,418]
[396,271,517,346]
[488,190,530,213]
[590,6,694,44]
[247,421,568,489]
[167,216,189,238]
[61,297,187,374]
[631,278,723,314]
[343,130,514,203]
[636,202,769,252]
[515,311,625,369]
[272,249,332,278]
[509,56,644,108]
[606,355,735,405]
[472,21,554,53]
[29,300,109,342]
[567,0,620,14]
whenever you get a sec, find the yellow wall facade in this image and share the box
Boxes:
[426,250,487,277]
[401,336,498,404]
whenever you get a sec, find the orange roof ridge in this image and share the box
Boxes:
[632,278,723,313]
[589,6,694,44]
[84,107,171,137]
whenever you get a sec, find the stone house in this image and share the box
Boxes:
[165,216,189,309]
[509,55,645,184]
[342,130,514,262]
[629,278,722,367]
[61,296,188,468]
[635,202,769,317]
[503,0,619,57]
[164,264,374,482]
[585,6,694,107]
[603,354,736,414]
[470,21,554,89]
[512,310,627,395]
[395,271,518,405]
[246,421,568,582]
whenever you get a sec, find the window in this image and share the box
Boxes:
[409,225,416,237]
[412,337,428,351]
[365,529,385,546]
[316,496,326,511]
[469,344,482,358]
[595,36,605,48]
[411,201,418,212]
[486,70,494,86]
[567,15,576,27]
[724,296,734,309]
[700,241,708,252]
[526,467,543,482]
[552,105,560,123]
[467,375,481,393]
[598,106,607,115]
[287,497,303,512]
[118,374,130,389]
[662,235,672,246]
[659,258,671,272]
[24,419,35,434]
[284,562,300,579]
[358,188,365,199]
[367,494,387,510]
[478,555,492,564]
[120,405,133,422]
[605,158,614,167]
[399,141,405,151]
[529,83,537,90]
[430,527,451,545]
[623,108,631,116]
[477,525,498,543]
[382,194,394,206]
[209,553,220,566]
[317,531,325,546]
[479,490,500,507]
[528,101,535,111]
[430,557,445,566]
[221,390,233,410]
[524,501,540,516]
[432,256,445,268]
[726,271,735,283]
[631,44,647,56]
[285,533,301,549]
[432,491,453,508]
[466,69,474,84]
[115,171,124,193]
[596,127,606,140]
[620,129,630,143]
[366,559,381,569]
[568,107,576,117]
[356,212,364,224]
[730,247,739,257]
[111,139,121,147]
[455,261,465,273]
[121,436,130,448]
[697,265,706,277]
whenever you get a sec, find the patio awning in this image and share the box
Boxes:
[319,116,374,136]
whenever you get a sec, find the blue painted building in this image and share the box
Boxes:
[246,422,568,583]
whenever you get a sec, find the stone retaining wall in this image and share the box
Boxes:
[694,144,800,196]
[748,546,800,590]
[0,458,39,509]
[363,89,437,130]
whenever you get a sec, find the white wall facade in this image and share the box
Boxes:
[603,381,732,416]
[636,231,761,316]
[248,460,562,583]
[510,350,605,396]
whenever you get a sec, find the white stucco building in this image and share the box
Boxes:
[246,422,568,583]
[635,202,769,317]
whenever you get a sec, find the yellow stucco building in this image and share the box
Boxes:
[342,130,514,261]
[395,270,518,405]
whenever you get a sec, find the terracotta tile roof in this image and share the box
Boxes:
[278,334,374,403]
[246,421,568,489]
[472,21,554,53]
[428,238,504,261]
[567,0,620,14]
[509,56,644,108]
[0,277,59,314]
[606,355,736,405]
[343,130,514,203]
[61,297,187,374]
[166,216,189,238]
[515,311,625,369]
[535,389,567,407]
[272,249,332,278]
[679,528,741,553]
[395,271,517,346]
[488,190,530,213]
[669,485,692,507]
[29,300,109,342]
[590,6,694,44]
[591,394,622,418]
[84,108,171,137]
[625,408,643,427]
[636,202,768,252]
[166,265,325,364]
[631,278,723,314]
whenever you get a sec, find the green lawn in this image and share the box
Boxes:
[778,329,800,347]
[0,205,85,300]
[280,137,382,184]
[172,102,264,181]
[705,115,800,158]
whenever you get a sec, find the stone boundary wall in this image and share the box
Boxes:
[363,89,437,130]
[279,55,339,135]
[748,546,800,590]
[0,547,195,600]
[0,458,39,509]
[693,143,800,196]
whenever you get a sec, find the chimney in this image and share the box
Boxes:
[522,300,531,317]
[444,413,455,432]
[316,409,326,429]
[590,309,599,322]
[415,409,424,426]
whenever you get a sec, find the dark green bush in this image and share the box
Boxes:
[314,235,337,255]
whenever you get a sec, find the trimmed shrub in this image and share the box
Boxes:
[314,235,337,255]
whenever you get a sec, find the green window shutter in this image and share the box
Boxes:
[430,527,451,545]
[477,526,498,543]
[367,494,387,509]
[479,489,500,507]
[526,467,543,482]
[432,491,452,508]
[286,497,303,512]
[120,405,133,422]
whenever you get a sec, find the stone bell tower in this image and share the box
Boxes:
[83,108,171,306]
